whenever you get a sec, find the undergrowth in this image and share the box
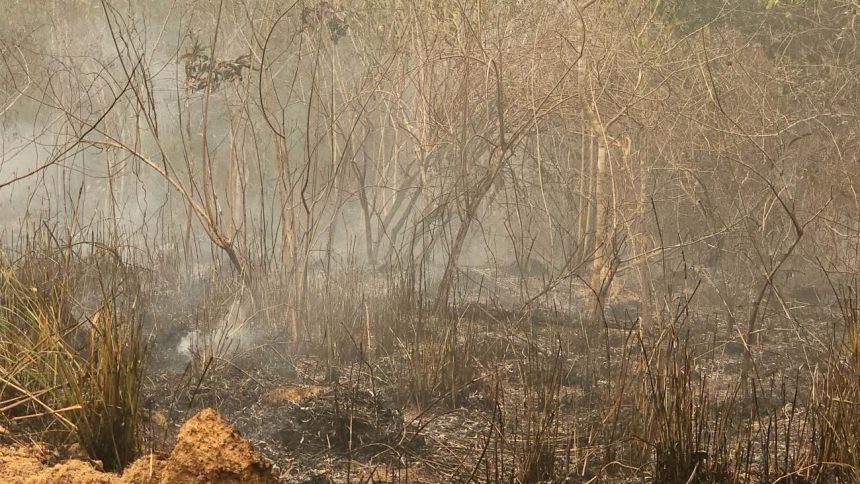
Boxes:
[2,229,860,482]
[0,231,144,471]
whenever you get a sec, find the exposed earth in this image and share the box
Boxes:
[0,408,277,483]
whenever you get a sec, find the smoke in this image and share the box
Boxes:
[174,291,262,368]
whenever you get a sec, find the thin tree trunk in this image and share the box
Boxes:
[634,139,652,327]
[590,118,610,318]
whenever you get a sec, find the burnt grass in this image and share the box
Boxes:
[131,267,848,483]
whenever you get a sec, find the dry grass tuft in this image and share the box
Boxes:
[0,232,144,471]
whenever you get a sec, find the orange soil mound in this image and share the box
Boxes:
[121,454,166,483]
[0,444,116,483]
[264,384,323,404]
[0,445,46,478]
[158,408,276,483]
[0,408,277,484]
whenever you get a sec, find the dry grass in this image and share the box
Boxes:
[0,231,144,471]
[813,288,860,482]
[1,228,859,482]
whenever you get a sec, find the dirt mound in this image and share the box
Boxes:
[0,446,45,479]
[30,460,117,483]
[264,384,324,405]
[159,408,276,483]
[0,408,276,484]
[121,454,167,483]
[0,444,117,483]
